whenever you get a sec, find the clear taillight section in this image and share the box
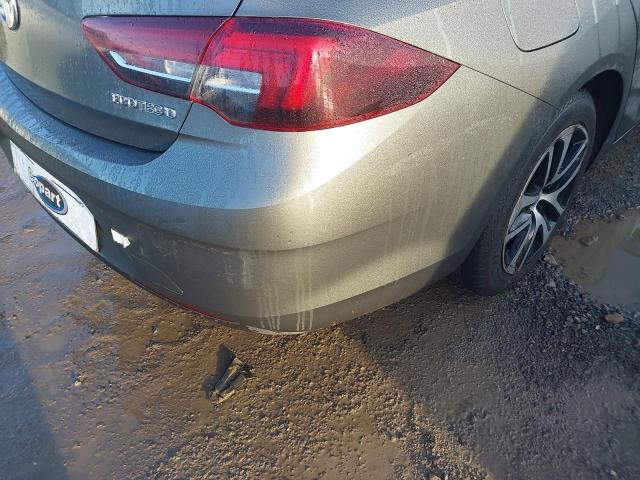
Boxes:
[82,17,225,98]
[82,16,459,131]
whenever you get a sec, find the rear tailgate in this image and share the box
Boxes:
[0,1,239,150]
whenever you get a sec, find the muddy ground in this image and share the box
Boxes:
[1,130,639,480]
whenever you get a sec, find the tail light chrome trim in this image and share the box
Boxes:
[108,51,195,84]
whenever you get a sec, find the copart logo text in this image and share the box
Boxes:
[29,168,68,215]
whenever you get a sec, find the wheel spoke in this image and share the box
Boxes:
[559,141,585,184]
[555,128,575,168]
[555,140,586,184]
[533,208,552,245]
[548,133,587,186]
[558,128,574,161]
[568,139,587,167]
[539,144,584,220]
[518,230,537,269]
[515,193,538,216]
[507,218,535,270]
[506,213,533,242]
[540,190,565,218]
[553,153,583,193]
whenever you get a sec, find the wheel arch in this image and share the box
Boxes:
[581,69,625,166]
[553,56,630,167]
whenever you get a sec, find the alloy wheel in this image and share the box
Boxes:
[502,124,589,274]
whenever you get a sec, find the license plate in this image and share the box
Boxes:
[12,142,99,251]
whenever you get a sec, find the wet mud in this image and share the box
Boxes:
[552,210,640,310]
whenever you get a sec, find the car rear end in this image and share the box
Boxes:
[0,1,556,333]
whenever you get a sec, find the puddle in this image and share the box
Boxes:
[551,210,640,310]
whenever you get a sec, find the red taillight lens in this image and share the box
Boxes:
[191,18,459,131]
[82,16,459,131]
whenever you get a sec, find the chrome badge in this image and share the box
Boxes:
[0,0,19,30]
[110,93,178,119]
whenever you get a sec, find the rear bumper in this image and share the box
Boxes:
[0,63,556,332]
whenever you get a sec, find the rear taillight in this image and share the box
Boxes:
[82,17,225,98]
[83,16,459,131]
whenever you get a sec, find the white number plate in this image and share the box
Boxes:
[12,142,99,251]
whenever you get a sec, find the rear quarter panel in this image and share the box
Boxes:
[618,0,640,136]
[237,0,637,111]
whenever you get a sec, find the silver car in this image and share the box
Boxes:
[1,0,639,333]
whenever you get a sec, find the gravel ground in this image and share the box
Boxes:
[0,130,639,480]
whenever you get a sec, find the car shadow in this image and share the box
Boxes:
[0,310,69,480]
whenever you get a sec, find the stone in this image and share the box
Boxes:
[544,253,560,266]
[579,235,599,246]
[603,313,624,325]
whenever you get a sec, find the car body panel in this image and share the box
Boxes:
[618,0,640,137]
[0,1,239,150]
[499,0,580,52]
[0,62,555,331]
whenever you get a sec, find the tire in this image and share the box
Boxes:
[460,90,597,295]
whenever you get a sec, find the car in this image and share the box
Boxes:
[1,0,639,334]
